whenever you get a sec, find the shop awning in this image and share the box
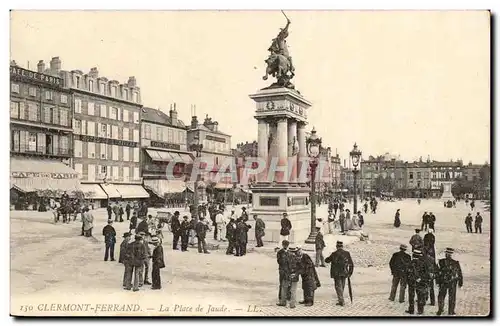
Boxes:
[146,149,193,164]
[145,149,170,162]
[215,183,234,190]
[101,183,122,198]
[186,180,207,192]
[115,184,149,199]
[10,157,80,196]
[79,184,108,199]
[144,179,187,196]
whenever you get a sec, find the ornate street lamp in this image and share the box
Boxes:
[350,143,362,214]
[190,133,203,222]
[305,127,322,244]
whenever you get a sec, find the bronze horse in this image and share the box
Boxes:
[263,53,295,88]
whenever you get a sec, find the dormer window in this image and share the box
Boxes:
[111,86,116,97]
[100,83,106,95]
[89,80,94,92]
[123,88,128,100]
[75,76,81,88]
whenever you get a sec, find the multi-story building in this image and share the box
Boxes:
[233,141,258,186]
[429,160,463,198]
[141,105,192,199]
[405,159,432,198]
[463,162,483,183]
[56,59,148,206]
[330,153,342,194]
[187,115,233,197]
[9,60,80,204]
[360,154,405,198]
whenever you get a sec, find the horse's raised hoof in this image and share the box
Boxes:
[263,76,268,80]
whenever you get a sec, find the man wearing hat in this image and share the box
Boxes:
[325,241,354,306]
[129,211,138,233]
[195,216,211,254]
[137,232,152,287]
[422,244,438,306]
[464,213,473,233]
[279,213,292,249]
[171,211,181,250]
[241,206,249,221]
[102,219,117,261]
[150,236,165,290]
[436,248,463,316]
[225,216,237,255]
[405,249,429,315]
[180,216,191,252]
[409,229,424,252]
[124,234,147,291]
[277,246,300,309]
[277,240,291,304]
[389,244,411,302]
[119,232,132,288]
[119,232,131,264]
[428,212,436,232]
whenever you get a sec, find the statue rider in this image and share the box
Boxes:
[268,18,295,75]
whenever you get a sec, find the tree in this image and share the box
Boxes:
[452,177,474,197]
[374,175,394,196]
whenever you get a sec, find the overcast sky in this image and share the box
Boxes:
[10,11,490,164]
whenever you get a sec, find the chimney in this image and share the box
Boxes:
[37,60,45,73]
[170,103,178,125]
[89,67,99,78]
[191,116,198,129]
[50,57,61,74]
[10,60,17,66]
[127,76,137,87]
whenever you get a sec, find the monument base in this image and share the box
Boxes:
[440,181,454,201]
[248,183,311,246]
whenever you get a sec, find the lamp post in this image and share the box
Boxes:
[304,128,322,244]
[190,134,203,222]
[350,143,362,214]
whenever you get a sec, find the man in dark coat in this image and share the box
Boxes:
[137,232,152,287]
[171,211,181,250]
[333,201,339,216]
[277,246,300,309]
[235,218,251,256]
[428,212,436,231]
[423,248,438,306]
[195,216,211,254]
[409,229,424,251]
[254,214,266,247]
[298,249,321,306]
[279,213,292,247]
[423,229,436,258]
[325,241,354,306]
[107,204,113,220]
[436,248,463,316]
[113,204,120,222]
[394,209,401,228]
[136,215,149,235]
[119,233,132,288]
[465,213,473,233]
[474,212,483,234]
[405,249,429,315]
[118,205,124,222]
[389,244,411,302]
[150,236,165,290]
[124,234,147,291]
[421,212,429,231]
[119,232,131,264]
[129,212,138,232]
[226,217,237,255]
[125,202,131,220]
[315,227,326,267]
[180,216,191,251]
[102,220,117,261]
[339,209,346,233]
[277,240,291,304]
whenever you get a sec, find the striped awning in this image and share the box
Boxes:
[144,179,187,196]
[101,183,121,198]
[79,184,108,199]
[115,184,149,199]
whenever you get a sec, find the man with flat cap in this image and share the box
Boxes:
[325,241,354,306]
[124,233,147,291]
[436,248,463,316]
[180,216,191,252]
[389,244,411,303]
[277,240,291,306]
[150,236,165,290]
[409,229,424,252]
[405,249,429,315]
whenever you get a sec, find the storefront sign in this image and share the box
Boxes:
[150,141,181,150]
[77,135,138,147]
[11,171,78,179]
[205,135,226,143]
[10,66,63,87]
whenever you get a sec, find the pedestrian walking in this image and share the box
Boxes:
[225,217,237,255]
[136,215,149,235]
[393,209,401,228]
[107,204,112,220]
[279,213,292,247]
[297,248,321,306]
[102,220,116,261]
[325,241,354,306]
[125,234,147,292]
[421,212,429,231]
[138,232,152,286]
[409,229,424,251]
[436,248,463,316]
[125,202,131,220]
[195,216,211,254]
[180,216,191,251]
[357,211,364,228]
[118,205,124,222]
[474,212,483,234]
[465,213,473,233]
[150,236,165,290]
[389,244,411,303]
[119,232,131,264]
[405,249,429,315]
[428,212,436,232]
[82,207,94,237]
[423,229,436,258]
[171,211,181,250]
[314,227,326,267]
[339,209,346,233]
[423,249,438,306]
[254,214,266,247]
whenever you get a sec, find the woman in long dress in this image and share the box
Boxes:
[393,209,401,228]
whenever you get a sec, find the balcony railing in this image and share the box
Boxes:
[79,174,143,183]
[11,144,72,157]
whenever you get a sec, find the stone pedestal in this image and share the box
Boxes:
[249,86,313,244]
[441,181,454,201]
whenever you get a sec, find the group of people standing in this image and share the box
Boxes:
[464,212,483,233]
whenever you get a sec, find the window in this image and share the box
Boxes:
[100,83,106,95]
[409,172,414,180]
[133,129,139,142]
[87,121,95,136]
[417,172,421,179]
[144,125,151,139]
[10,101,19,119]
[122,109,129,122]
[29,87,37,97]
[45,91,53,100]
[88,80,94,92]
[87,142,95,158]
[88,164,96,181]
[87,102,95,115]
[156,127,162,141]
[111,86,116,97]
[100,143,107,159]
[75,98,82,113]
[73,119,81,134]
[81,120,87,135]
[123,167,129,181]
[123,127,129,141]
[112,166,119,180]
[75,76,81,88]
[100,165,107,174]
[178,131,185,144]
[133,92,138,103]
[112,125,119,139]
[123,88,128,100]
[11,130,20,152]
[74,163,83,178]
[133,148,139,162]
[60,94,68,104]
[60,136,69,155]
[133,112,139,124]
[60,109,68,126]
[112,145,119,161]
[28,132,37,151]
[106,124,111,138]
[133,167,140,181]
[123,147,129,161]
[11,83,20,93]
[167,129,173,143]
[100,104,107,118]
[99,123,106,138]
[110,107,118,120]
[27,103,38,121]
[74,140,82,157]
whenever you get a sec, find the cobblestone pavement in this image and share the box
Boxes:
[10,199,491,316]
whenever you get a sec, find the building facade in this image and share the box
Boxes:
[141,106,192,199]
[10,61,80,203]
[429,160,463,198]
[56,59,148,205]
[405,160,432,198]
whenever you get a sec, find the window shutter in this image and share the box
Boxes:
[106,124,111,138]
